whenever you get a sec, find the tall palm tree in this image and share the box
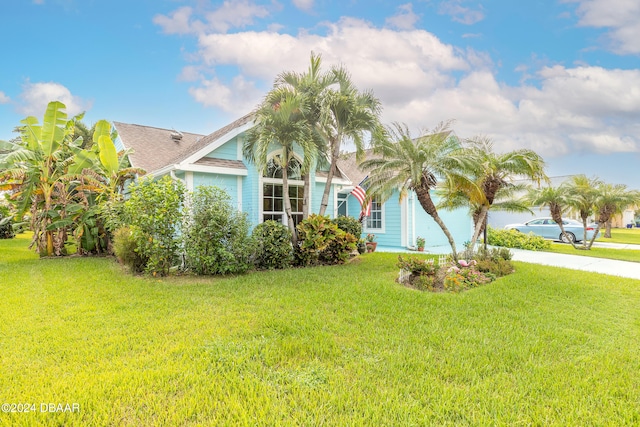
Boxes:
[274,52,335,218]
[243,88,315,246]
[587,183,640,247]
[361,121,467,261]
[460,137,548,249]
[316,66,384,216]
[525,185,578,249]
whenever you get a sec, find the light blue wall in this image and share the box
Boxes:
[312,181,335,218]
[193,173,239,209]
[243,162,261,226]
[206,137,238,160]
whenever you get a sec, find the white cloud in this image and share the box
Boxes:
[18,82,91,117]
[153,1,270,35]
[385,3,420,30]
[438,0,485,25]
[292,0,314,12]
[157,9,640,158]
[565,0,640,54]
[0,91,10,104]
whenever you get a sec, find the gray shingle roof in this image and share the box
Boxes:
[113,112,255,174]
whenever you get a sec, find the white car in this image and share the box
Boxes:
[504,217,598,243]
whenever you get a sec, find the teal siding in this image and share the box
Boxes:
[243,162,261,226]
[193,173,239,209]
[312,181,335,218]
[206,137,239,160]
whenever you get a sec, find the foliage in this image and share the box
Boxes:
[252,220,294,270]
[416,236,426,248]
[5,236,640,426]
[296,214,356,266]
[122,176,185,276]
[112,226,147,272]
[183,186,255,275]
[361,121,467,261]
[365,233,376,242]
[487,226,551,251]
[332,215,362,239]
[443,264,495,293]
[397,255,440,276]
[0,204,15,239]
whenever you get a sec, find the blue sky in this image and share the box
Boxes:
[1,0,639,186]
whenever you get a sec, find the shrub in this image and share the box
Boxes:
[252,220,293,270]
[0,204,15,239]
[296,214,356,266]
[183,186,255,275]
[332,216,362,239]
[113,226,147,272]
[397,255,440,276]
[122,176,185,276]
[487,226,551,251]
[472,246,514,277]
[443,265,494,293]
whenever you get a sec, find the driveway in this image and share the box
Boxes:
[509,248,640,280]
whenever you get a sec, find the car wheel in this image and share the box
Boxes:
[560,232,575,243]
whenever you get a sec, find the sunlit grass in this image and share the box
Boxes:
[2,235,640,425]
[597,227,640,245]
[546,242,640,263]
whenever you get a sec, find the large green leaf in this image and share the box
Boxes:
[92,119,111,141]
[40,101,68,158]
[97,135,119,175]
[20,116,41,151]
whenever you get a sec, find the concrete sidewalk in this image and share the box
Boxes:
[509,248,640,280]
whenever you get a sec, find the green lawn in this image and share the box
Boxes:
[546,243,640,263]
[2,234,640,426]
[598,227,640,245]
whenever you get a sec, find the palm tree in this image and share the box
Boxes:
[361,121,467,261]
[460,137,548,249]
[273,52,335,218]
[564,175,601,249]
[316,66,384,216]
[525,185,578,249]
[587,183,640,247]
[243,88,316,246]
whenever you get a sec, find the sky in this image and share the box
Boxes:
[1,0,639,187]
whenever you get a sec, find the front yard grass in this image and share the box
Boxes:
[2,234,640,425]
[546,242,640,263]
[598,227,640,245]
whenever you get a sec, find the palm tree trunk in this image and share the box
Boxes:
[550,207,579,249]
[586,222,602,250]
[282,169,298,246]
[604,219,612,238]
[302,173,310,219]
[470,205,489,252]
[414,184,458,262]
[318,142,340,216]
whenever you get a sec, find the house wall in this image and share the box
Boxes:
[192,172,240,210]
[205,137,239,160]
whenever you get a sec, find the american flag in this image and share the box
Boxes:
[351,178,371,217]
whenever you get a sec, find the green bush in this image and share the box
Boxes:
[443,266,494,293]
[332,216,362,239]
[487,226,551,251]
[252,220,293,270]
[113,226,148,272]
[397,255,440,276]
[471,246,514,277]
[0,204,15,239]
[296,214,356,266]
[122,176,185,276]
[183,186,255,275]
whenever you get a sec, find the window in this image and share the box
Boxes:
[337,193,348,217]
[366,197,383,230]
[262,184,303,227]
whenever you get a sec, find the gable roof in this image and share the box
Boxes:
[114,112,255,174]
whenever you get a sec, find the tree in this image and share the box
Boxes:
[458,137,548,250]
[361,122,467,261]
[564,175,601,249]
[244,88,316,246]
[0,101,81,256]
[525,185,579,249]
[587,183,640,247]
[315,66,384,216]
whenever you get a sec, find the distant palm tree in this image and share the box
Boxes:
[361,121,467,261]
[588,183,640,247]
[244,88,316,246]
[564,175,601,249]
[526,185,578,249]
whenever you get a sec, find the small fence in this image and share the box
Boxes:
[398,254,449,284]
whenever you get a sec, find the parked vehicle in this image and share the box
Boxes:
[504,217,598,243]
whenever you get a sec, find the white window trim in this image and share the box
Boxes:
[363,199,385,234]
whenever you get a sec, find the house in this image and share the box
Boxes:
[114,115,472,252]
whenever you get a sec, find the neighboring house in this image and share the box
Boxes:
[114,115,473,251]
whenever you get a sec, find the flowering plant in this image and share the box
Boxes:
[416,236,426,248]
[366,233,376,242]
